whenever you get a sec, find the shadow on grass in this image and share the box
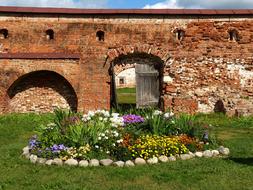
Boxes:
[228,157,253,166]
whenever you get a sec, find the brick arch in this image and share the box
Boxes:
[7,70,78,113]
[107,45,169,109]
[5,67,76,92]
[106,45,170,64]
[114,64,135,76]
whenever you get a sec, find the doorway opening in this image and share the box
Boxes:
[110,53,163,110]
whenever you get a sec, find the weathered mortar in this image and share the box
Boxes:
[0,7,253,115]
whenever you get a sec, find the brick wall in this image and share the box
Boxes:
[0,13,253,115]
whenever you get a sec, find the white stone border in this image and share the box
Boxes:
[22,146,230,167]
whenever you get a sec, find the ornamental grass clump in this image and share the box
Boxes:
[128,135,189,160]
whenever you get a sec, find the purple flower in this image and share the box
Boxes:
[123,114,144,124]
[67,116,80,125]
[51,144,67,153]
[58,144,67,151]
[28,135,38,149]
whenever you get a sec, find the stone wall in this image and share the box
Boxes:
[1,12,253,115]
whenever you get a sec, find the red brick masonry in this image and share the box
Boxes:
[0,6,253,115]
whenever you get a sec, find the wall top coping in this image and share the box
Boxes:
[0,53,80,59]
[0,6,253,16]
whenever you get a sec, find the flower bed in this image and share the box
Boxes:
[22,109,230,167]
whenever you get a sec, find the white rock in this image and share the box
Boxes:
[168,156,177,161]
[37,158,46,164]
[22,146,30,155]
[89,159,100,167]
[113,161,125,167]
[25,153,31,159]
[135,158,146,165]
[195,152,203,158]
[29,154,37,164]
[203,150,213,158]
[52,158,63,166]
[125,160,135,167]
[189,152,195,158]
[65,159,78,166]
[218,146,230,155]
[212,150,220,157]
[100,159,113,166]
[159,156,168,163]
[147,157,158,165]
[79,160,89,167]
[45,159,53,165]
[180,154,191,160]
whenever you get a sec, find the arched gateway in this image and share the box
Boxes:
[107,45,168,109]
[7,70,78,113]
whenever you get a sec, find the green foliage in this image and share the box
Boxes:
[141,113,171,136]
[171,114,197,135]
[83,118,112,146]
[64,123,88,147]
[36,123,62,148]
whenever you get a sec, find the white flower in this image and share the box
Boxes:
[106,151,110,154]
[99,117,103,121]
[112,143,116,147]
[101,133,105,137]
[164,113,170,118]
[103,111,110,118]
[110,116,124,127]
[82,114,91,122]
[95,145,99,149]
[103,118,108,122]
[47,123,56,127]
[112,113,120,118]
[153,110,163,116]
[95,109,101,113]
[116,139,123,144]
[114,132,119,137]
[105,136,109,140]
[98,137,101,140]
[88,111,95,117]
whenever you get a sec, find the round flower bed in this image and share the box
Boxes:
[22,109,230,167]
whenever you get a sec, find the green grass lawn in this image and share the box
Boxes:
[117,88,136,104]
[0,113,253,190]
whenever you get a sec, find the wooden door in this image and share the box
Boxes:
[136,64,160,108]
